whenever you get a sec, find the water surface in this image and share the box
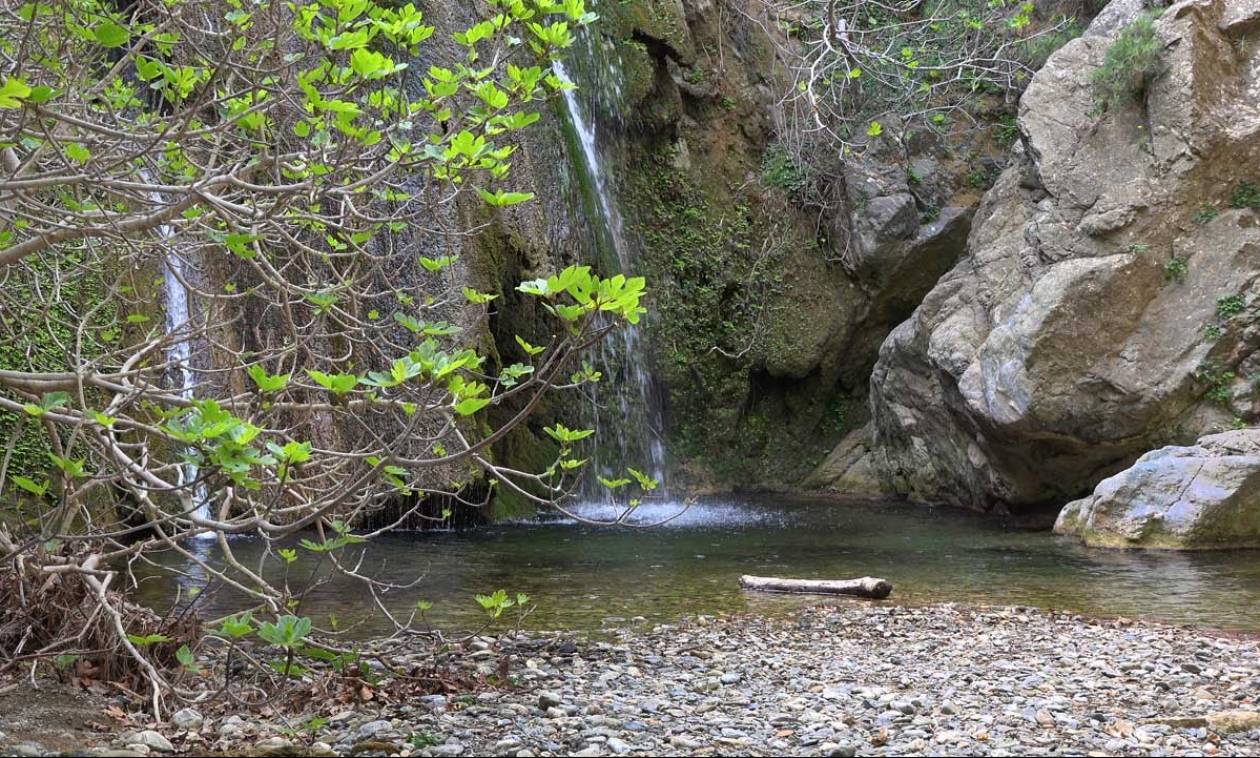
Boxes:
[137,496,1260,636]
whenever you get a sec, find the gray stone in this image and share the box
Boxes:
[869,0,1260,511]
[356,719,395,739]
[537,691,563,710]
[254,736,300,756]
[169,707,203,731]
[1056,430,1260,548]
[126,730,174,753]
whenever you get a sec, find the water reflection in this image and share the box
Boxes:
[133,496,1260,636]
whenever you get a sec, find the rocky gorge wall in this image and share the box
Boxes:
[863,0,1260,520]
[185,0,1260,526]
[505,0,1260,549]
[551,0,1028,490]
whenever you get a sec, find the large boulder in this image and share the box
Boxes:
[1055,430,1260,548]
[869,0,1260,510]
[802,423,887,495]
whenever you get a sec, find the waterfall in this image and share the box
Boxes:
[152,188,213,537]
[554,48,668,495]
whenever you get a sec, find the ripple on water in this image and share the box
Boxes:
[135,495,1260,636]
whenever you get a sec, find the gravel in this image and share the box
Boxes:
[85,603,1260,756]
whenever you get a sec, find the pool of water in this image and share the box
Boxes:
[135,496,1260,636]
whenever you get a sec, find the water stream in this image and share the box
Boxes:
[135,496,1260,636]
[555,38,667,492]
[153,191,212,535]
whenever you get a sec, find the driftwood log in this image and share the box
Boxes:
[739,575,893,599]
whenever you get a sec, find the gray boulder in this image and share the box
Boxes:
[802,424,887,495]
[1055,430,1260,548]
[869,0,1260,510]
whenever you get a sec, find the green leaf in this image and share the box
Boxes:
[12,475,49,498]
[176,644,201,673]
[627,467,660,491]
[26,85,57,104]
[305,291,338,312]
[498,363,534,387]
[463,287,498,304]
[306,370,358,395]
[422,321,460,337]
[543,423,594,444]
[257,614,312,649]
[93,21,130,48]
[393,311,423,333]
[49,453,86,479]
[126,633,172,647]
[216,612,254,639]
[224,232,258,259]
[247,364,291,393]
[515,335,545,355]
[0,77,32,108]
[474,588,516,618]
[64,143,91,164]
[268,658,310,677]
[476,188,535,207]
[866,120,883,138]
[454,397,490,416]
[420,254,458,272]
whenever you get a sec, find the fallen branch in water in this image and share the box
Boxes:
[739,575,893,599]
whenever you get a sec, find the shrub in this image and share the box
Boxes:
[1162,256,1188,282]
[968,169,996,189]
[1193,203,1220,224]
[1217,294,1246,318]
[761,142,810,194]
[1197,360,1237,407]
[993,114,1020,147]
[1092,13,1163,110]
[1229,181,1260,209]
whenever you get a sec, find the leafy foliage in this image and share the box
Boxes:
[0,0,656,714]
[1092,12,1163,111]
[1230,182,1260,210]
[1163,256,1189,283]
[1217,295,1246,319]
[1197,360,1237,408]
[1193,203,1219,224]
[761,0,1079,263]
[761,143,810,195]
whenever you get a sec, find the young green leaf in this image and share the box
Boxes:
[463,287,499,304]
[515,335,545,355]
[93,21,130,48]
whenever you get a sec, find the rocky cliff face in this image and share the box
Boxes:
[573,0,1014,489]
[866,0,1260,511]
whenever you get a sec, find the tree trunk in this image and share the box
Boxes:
[739,575,892,599]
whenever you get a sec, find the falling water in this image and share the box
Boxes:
[554,49,668,493]
[152,190,213,536]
